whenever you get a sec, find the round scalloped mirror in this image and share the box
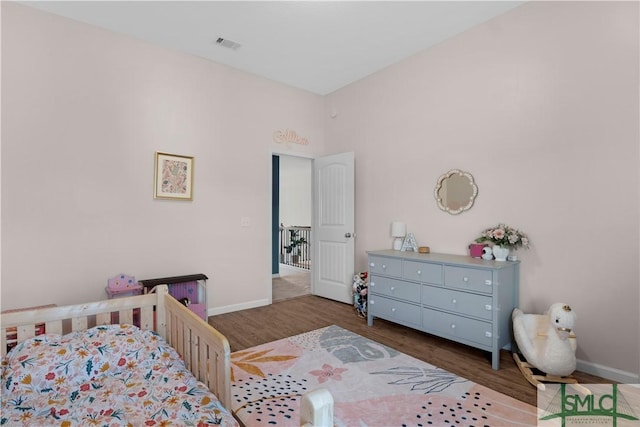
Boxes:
[434,169,478,215]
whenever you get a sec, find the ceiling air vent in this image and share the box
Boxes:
[215,37,242,51]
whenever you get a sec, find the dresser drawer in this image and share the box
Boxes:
[402,261,442,284]
[422,308,493,348]
[369,296,421,327]
[370,276,420,301]
[422,286,493,321]
[369,256,402,278]
[444,266,493,294]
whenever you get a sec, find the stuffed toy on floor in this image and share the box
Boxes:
[352,272,368,318]
[512,303,577,379]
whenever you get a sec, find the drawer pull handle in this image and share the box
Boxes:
[463,277,469,282]
[371,282,376,287]
[485,304,492,311]
[417,270,422,275]
[391,308,396,312]
[450,324,456,329]
[390,286,395,292]
[451,299,457,304]
[370,300,375,305]
[382,264,387,269]
[369,262,375,267]
[485,331,492,338]
[485,280,492,285]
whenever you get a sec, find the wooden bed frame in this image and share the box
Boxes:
[1,286,334,426]
[0,285,232,410]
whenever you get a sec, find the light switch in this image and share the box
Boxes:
[240,217,251,227]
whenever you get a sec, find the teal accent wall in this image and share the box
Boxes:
[272,155,280,275]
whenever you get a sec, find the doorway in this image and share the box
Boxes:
[272,154,312,302]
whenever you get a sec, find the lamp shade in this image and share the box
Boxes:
[391,221,406,237]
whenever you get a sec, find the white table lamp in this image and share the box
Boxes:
[391,221,406,250]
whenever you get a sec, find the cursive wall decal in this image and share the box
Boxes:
[273,129,309,147]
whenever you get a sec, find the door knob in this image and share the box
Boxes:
[345,232,352,238]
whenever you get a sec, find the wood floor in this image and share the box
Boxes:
[272,272,310,302]
[209,294,610,408]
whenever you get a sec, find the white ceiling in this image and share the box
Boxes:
[21,1,525,95]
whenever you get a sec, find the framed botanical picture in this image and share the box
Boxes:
[154,152,194,200]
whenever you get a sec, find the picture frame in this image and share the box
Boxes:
[154,152,194,200]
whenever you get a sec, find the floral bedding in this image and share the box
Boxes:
[1,324,238,426]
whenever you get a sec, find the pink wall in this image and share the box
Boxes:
[2,1,638,380]
[1,3,324,311]
[325,2,639,378]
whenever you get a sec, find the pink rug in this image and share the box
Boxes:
[230,325,536,426]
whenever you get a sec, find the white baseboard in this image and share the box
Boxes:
[279,263,310,274]
[576,358,640,384]
[207,298,270,317]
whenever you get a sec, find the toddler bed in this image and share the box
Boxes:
[1,285,238,426]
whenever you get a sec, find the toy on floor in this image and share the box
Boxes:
[352,272,368,318]
[512,303,578,389]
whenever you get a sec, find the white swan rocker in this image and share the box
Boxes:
[512,303,579,390]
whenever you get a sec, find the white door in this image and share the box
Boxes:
[312,152,355,303]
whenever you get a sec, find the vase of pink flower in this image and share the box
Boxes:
[475,223,529,261]
[491,245,510,261]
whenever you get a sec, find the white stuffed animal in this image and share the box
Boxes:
[512,303,577,377]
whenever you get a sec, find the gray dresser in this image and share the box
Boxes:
[367,250,519,370]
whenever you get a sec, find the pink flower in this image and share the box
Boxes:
[491,228,505,240]
[309,363,347,383]
[80,383,90,392]
[45,372,55,381]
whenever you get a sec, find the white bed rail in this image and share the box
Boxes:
[1,290,160,356]
[300,388,334,427]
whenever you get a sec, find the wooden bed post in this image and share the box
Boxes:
[155,285,168,339]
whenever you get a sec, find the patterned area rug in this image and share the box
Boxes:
[230,325,536,426]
